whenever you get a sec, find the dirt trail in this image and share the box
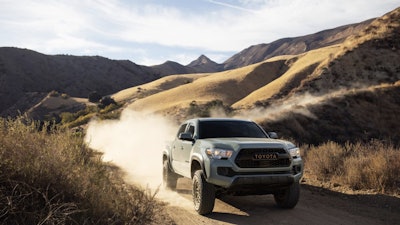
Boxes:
[162,178,400,225]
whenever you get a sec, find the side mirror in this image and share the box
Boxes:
[179,132,194,141]
[268,132,278,139]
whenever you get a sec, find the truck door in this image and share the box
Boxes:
[171,123,187,164]
[171,123,195,176]
[181,124,195,163]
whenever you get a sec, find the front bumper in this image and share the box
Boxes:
[205,157,303,192]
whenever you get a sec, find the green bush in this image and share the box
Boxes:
[60,112,76,124]
[100,103,121,114]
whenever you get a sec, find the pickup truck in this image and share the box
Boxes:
[162,118,303,215]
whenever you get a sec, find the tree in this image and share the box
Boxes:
[88,91,102,103]
[99,96,116,108]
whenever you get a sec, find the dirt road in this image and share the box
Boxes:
[161,178,399,225]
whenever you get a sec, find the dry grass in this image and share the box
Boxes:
[304,141,350,180]
[304,140,400,194]
[233,45,341,108]
[0,117,171,225]
[126,58,292,113]
[342,142,400,192]
[112,73,208,103]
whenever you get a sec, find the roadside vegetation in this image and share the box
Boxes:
[0,117,171,225]
[303,140,400,194]
[59,94,122,128]
[60,103,121,128]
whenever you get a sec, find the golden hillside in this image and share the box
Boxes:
[119,8,399,119]
[122,58,289,113]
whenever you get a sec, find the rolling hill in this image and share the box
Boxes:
[0,47,159,116]
[0,13,377,117]
[121,7,400,145]
[0,49,222,117]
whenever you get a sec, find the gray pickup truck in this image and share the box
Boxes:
[162,118,303,215]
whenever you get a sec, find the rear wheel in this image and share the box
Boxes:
[163,160,178,190]
[192,170,215,215]
[274,181,300,209]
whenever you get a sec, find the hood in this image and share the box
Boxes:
[200,137,296,151]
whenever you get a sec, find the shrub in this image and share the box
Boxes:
[100,103,120,114]
[0,117,168,224]
[61,93,69,99]
[49,90,60,97]
[65,113,96,128]
[342,141,400,192]
[305,141,350,180]
[304,140,400,193]
[60,112,75,124]
[88,91,102,103]
[99,96,116,109]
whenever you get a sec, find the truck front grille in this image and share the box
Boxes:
[235,148,291,168]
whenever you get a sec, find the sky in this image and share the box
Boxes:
[1,0,399,66]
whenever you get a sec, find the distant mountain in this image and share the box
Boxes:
[222,19,373,70]
[152,55,223,76]
[151,60,195,76]
[187,55,223,73]
[0,47,160,116]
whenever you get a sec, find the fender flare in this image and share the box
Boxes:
[191,153,206,178]
[162,149,174,171]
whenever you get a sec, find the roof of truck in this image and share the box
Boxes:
[185,117,253,123]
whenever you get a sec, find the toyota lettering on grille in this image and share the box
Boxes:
[253,153,278,160]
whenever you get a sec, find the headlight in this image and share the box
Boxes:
[288,147,300,158]
[206,148,233,159]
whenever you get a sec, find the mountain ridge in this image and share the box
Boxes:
[222,19,374,70]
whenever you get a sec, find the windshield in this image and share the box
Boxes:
[198,120,267,139]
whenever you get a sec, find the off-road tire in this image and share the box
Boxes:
[163,160,178,190]
[274,181,300,209]
[192,170,215,215]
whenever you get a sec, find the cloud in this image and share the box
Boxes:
[205,0,258,13]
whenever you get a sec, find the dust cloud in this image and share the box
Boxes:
[85,109,176,189]
[85,109,195,208]
[235,89,354,122]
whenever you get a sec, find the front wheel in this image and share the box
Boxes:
[192,170,215,215]
[273,181,300,209]
[163,160,178,190]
